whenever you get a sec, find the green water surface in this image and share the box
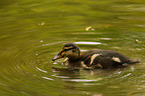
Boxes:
[0,0,145,96]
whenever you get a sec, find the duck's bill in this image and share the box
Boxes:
[52,54,63,61]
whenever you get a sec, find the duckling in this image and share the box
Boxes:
[52,43,139,69]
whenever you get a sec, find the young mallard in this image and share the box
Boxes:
[52,43,139,69]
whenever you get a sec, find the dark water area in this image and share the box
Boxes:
[0,0,145,96]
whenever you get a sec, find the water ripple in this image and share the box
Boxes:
[75,42,101,45]
[36,67,48,73]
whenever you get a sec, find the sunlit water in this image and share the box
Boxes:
[0,0,145,96]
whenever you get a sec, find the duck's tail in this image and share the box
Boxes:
[122,60,140,67]
[128,59,140,64]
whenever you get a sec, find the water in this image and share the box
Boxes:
[0,0,145,96]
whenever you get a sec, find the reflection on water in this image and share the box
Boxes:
[75,41,101,45]
[0,0,145,96]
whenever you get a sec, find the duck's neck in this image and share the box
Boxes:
[68,56,79,61]
[68,53,80,62]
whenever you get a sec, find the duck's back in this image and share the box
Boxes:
[80,49,136,68]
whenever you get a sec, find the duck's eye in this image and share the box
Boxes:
[60,52,65,57]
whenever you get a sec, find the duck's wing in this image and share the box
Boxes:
[80,49,136,68]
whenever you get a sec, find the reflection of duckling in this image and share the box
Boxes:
[52,43,139,69]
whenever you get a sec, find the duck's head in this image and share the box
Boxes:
[52,43,80,61]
